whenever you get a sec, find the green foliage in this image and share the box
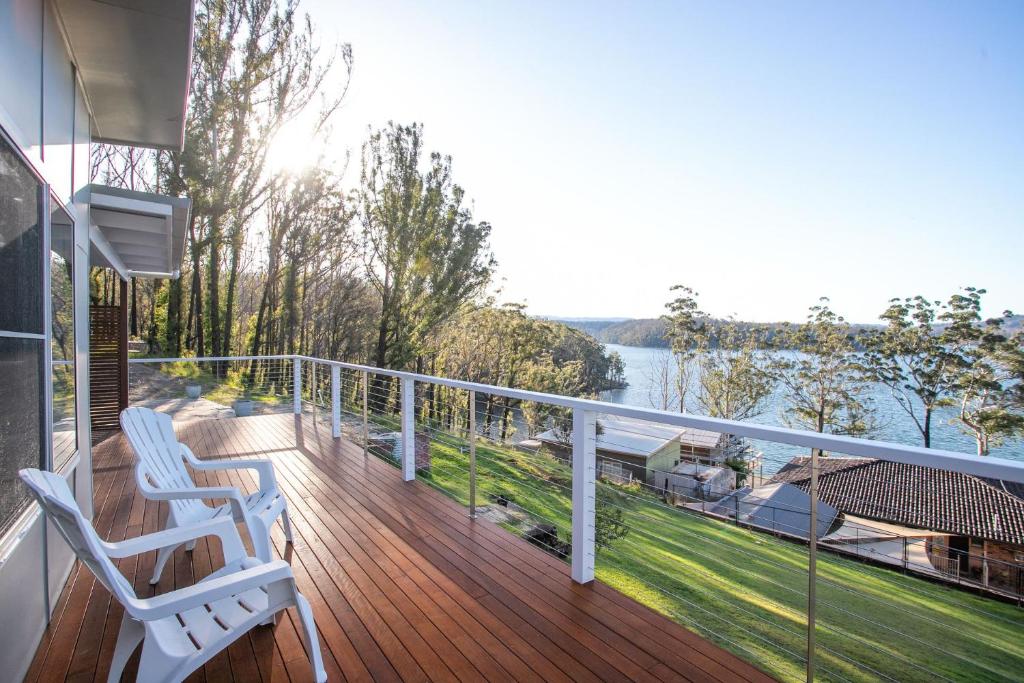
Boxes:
[360,122,496,371]
[774,300,878,438]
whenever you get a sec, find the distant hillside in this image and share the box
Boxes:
[600,318,670,347]
[543,318,630,339]
[562,314,1024,349]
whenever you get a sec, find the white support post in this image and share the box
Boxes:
[293,358,302,414]
[331,365,341,438]
[401,377,416,481]
[571,408,597,584]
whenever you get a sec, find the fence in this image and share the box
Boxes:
[128,354,1024,682]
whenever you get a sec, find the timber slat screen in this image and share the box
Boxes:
[88,303,125,432]
[27,412,774,683]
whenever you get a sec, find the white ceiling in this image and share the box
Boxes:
[89,184,191,279]
[56,0,194,150]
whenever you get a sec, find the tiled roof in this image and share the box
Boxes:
[770,457,1024,545]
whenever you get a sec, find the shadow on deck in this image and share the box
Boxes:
[27,412,773,682]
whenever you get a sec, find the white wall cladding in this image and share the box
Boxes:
[0,1,90,679]
[0,0,43,153]
[41,0,75,202]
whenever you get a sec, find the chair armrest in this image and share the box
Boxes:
[128,560,295,620]
[102,517,246,564]
[136,472,248,521]
[181,445,278,491]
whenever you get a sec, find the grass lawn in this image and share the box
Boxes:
[407,426,1024,683]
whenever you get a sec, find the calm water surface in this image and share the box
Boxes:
[600,344,1024,475]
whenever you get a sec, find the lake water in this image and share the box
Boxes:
[600,344,1024,475]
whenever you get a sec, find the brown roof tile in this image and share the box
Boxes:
[770,457,1024,545]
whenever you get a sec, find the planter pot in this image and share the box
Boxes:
[233,399,254,417]
[185,384,202,399]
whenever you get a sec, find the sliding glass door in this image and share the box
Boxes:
[0,133,49,536]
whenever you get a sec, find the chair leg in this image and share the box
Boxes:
[281,508,294,543]
[150,544,178,585]
[294,594,327,683]
[107,614,144,683]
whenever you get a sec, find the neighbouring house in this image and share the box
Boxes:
[705,482,842,540]
[537,416,686,485]
[662,461,736,501]
[771,457,1024,594]
[0,1,193,678]
[679,426,729,464]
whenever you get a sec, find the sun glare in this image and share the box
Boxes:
[266,120,322,175]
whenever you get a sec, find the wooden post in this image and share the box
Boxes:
[118,278,129,414]
[331,365,341,438]
[571,408,597,584]
[469,390,477,519]
[401,377,415,481]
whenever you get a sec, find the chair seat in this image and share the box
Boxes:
[210,487,287,524]
[149,560,271,659]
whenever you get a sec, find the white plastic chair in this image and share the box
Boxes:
[19,468,326,683]
[120,407,293,584]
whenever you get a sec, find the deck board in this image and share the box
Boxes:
[27,412,774,683]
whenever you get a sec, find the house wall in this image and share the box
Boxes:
[0,1,94,679]
[645,441,683,484]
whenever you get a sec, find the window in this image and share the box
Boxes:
[51,211,76,469]
[0,133,48,536]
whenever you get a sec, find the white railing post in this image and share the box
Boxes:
[571,408,597,584]
[293,357,302,414]
[331,364,341,438]
[401,377,416,481]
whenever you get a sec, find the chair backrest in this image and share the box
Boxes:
[19,469,137,605]
[121,407,205,520]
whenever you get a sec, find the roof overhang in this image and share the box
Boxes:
[89,184,191,280]
[55,0,195,150]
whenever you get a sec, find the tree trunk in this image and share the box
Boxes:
[923,408,932,448]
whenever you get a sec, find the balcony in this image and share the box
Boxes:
[29,356,1024,682]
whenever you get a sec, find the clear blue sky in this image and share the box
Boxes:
[300,0,1024,323]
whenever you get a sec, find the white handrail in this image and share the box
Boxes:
[128,353,1024,484]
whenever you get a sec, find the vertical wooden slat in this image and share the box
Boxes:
[118,278,128,414]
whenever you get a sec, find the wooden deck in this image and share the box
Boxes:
[26,412,774,683]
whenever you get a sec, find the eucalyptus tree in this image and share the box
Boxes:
[695,321,777,422]
[358,123,495,387]
[161,0,349,356]
[940,288,1024,455]
[862,295,963,447]
[775,300,879,439]
[662,285,708,412]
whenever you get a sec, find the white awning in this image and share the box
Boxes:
[89,184,190,280]
[56,0,195,150]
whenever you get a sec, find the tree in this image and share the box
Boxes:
[359,122,495,385]
[161,0,349,357]
[941,288,1024,455]
[862,295,962,447]
[662,285,708,412]
[775,300,878,439]
[695,321,776,422]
